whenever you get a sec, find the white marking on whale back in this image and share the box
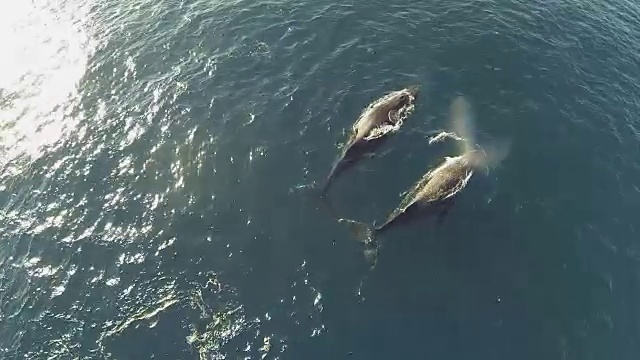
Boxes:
[444,168,474,200]
[363,119,404,141]
[355,89,415,141]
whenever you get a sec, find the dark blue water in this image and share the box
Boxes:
[1,0,640,359]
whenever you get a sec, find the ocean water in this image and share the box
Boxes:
[1,0,640,359]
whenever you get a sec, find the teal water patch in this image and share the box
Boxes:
[1,0,640,359]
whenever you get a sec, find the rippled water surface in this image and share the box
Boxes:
[2,0,640,359]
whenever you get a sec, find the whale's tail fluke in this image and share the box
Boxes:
[338,218,379,269]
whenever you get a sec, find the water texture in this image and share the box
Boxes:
[1,0,640,359]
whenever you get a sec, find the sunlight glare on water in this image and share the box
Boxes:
[1,0,640,358]
[0,0,93,163]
